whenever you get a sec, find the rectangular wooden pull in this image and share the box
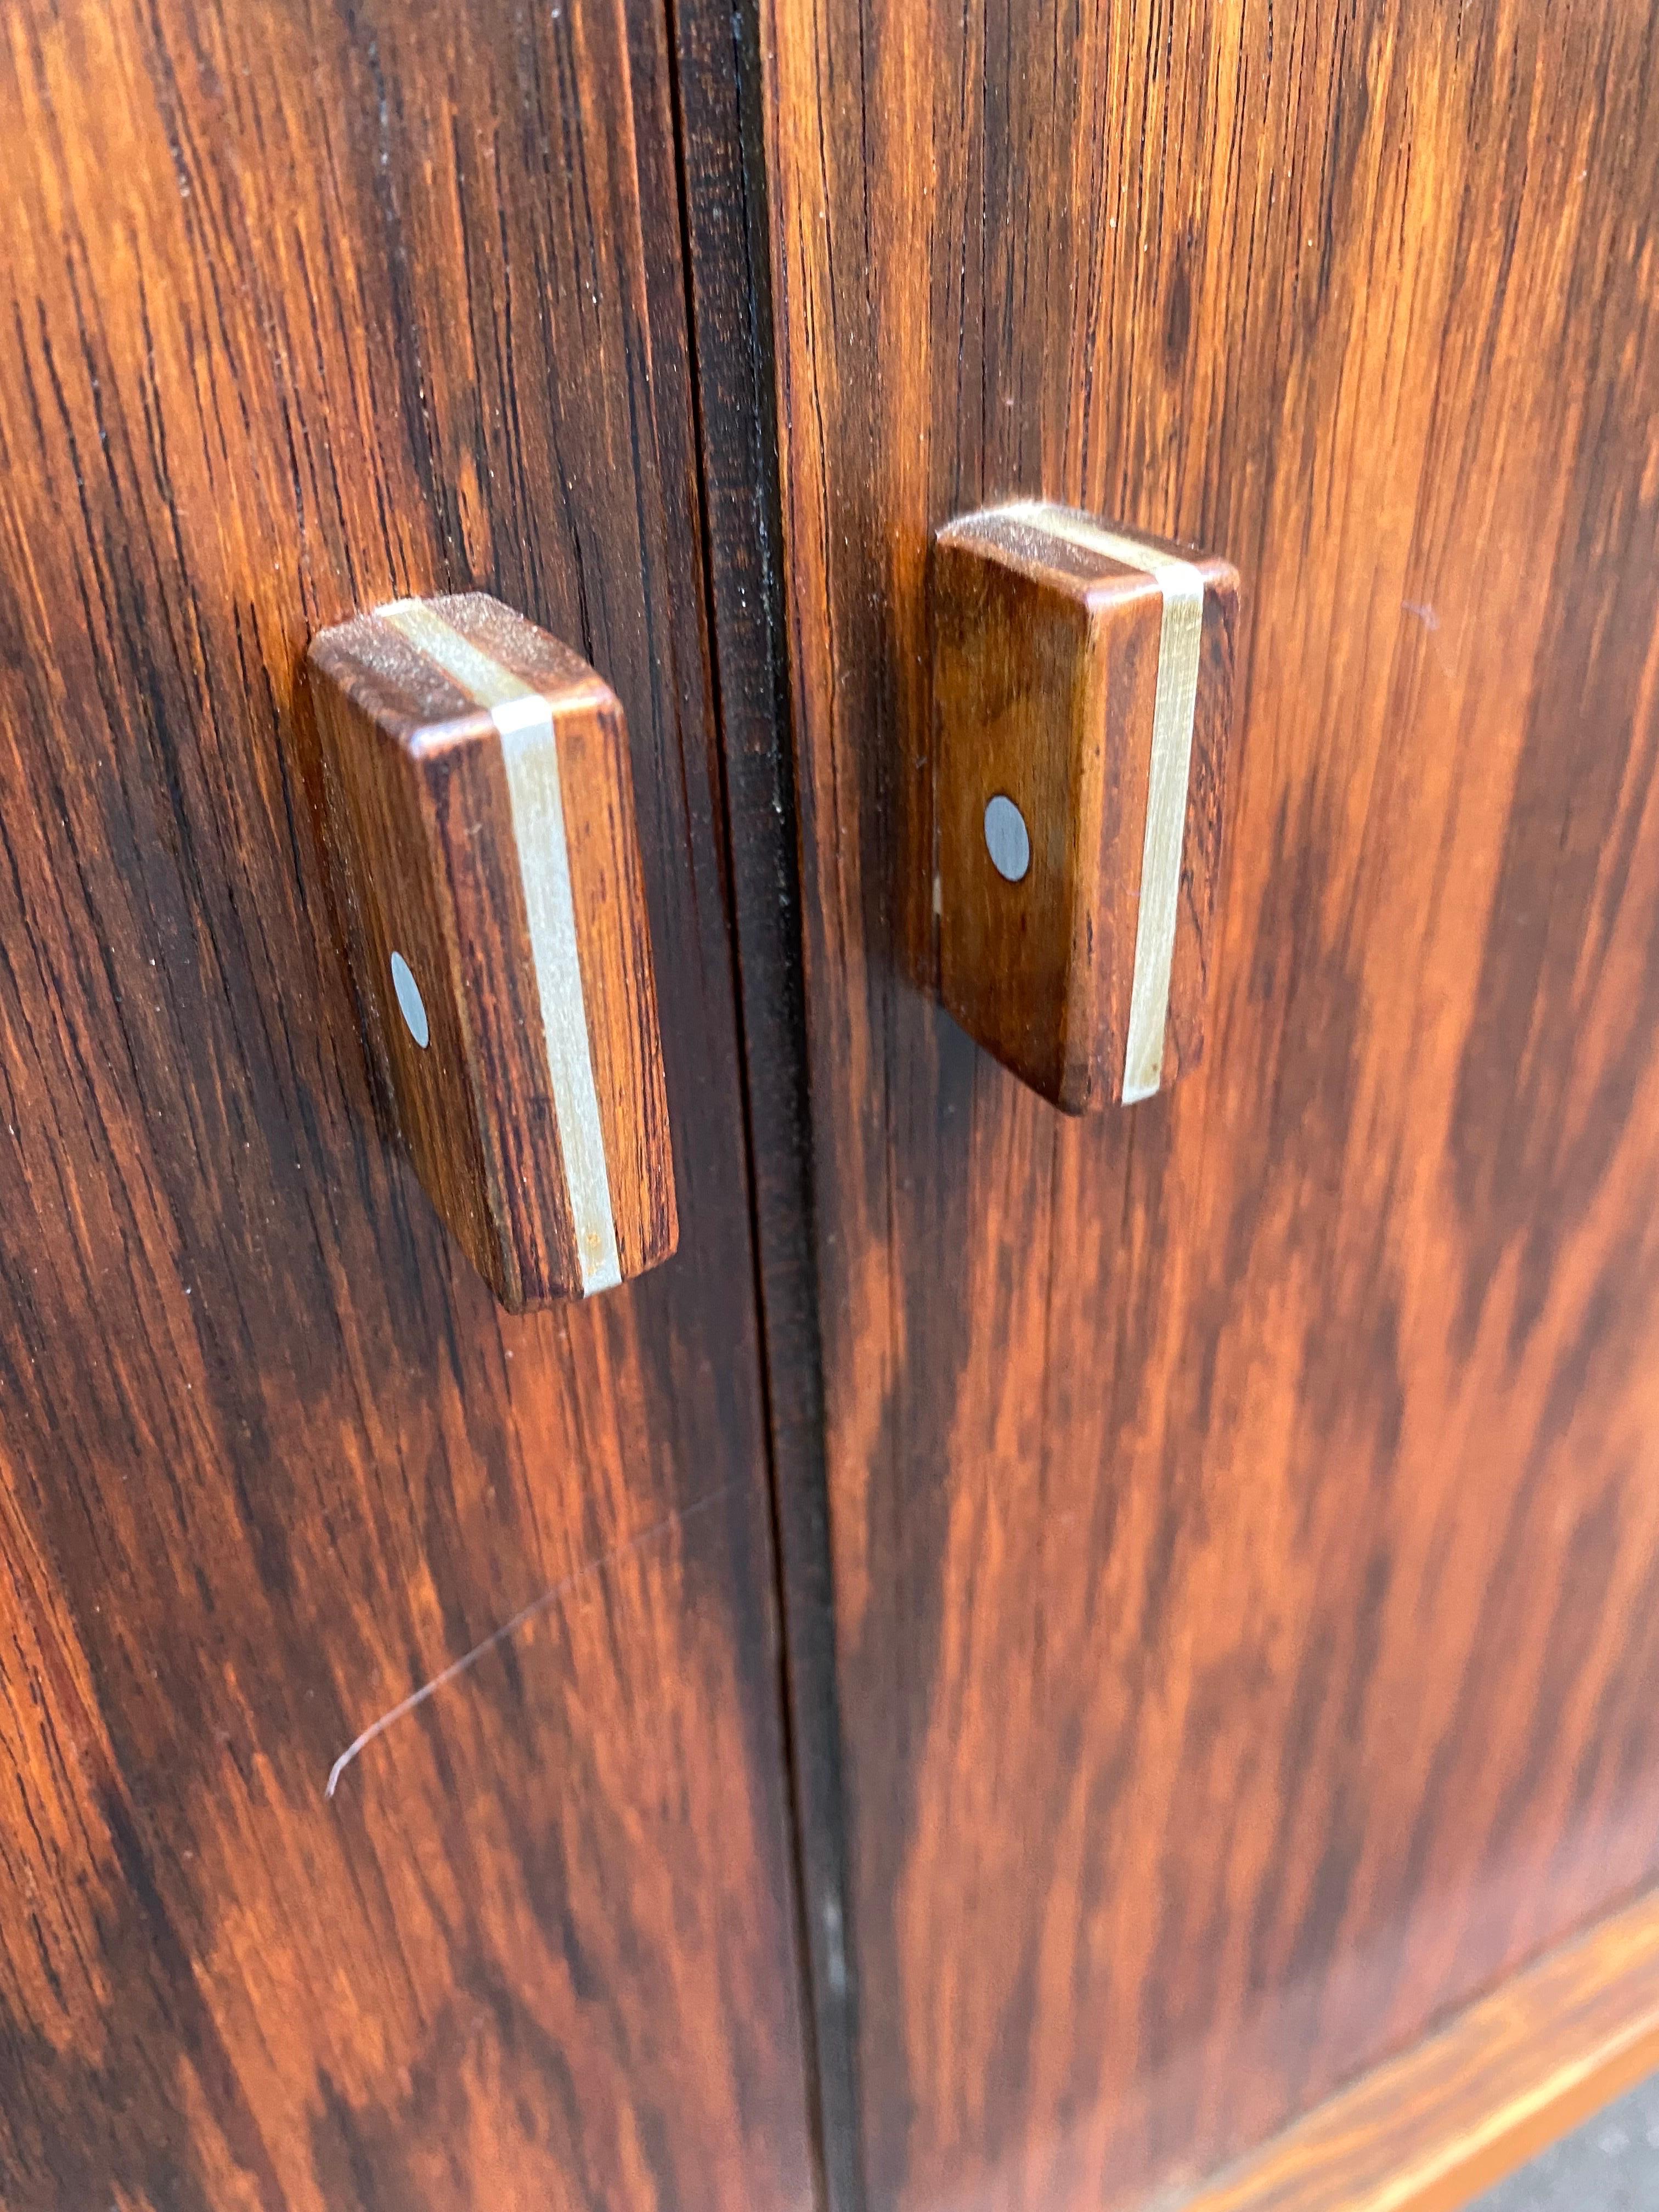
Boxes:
[308,592,677,1310]
[931,503,1239,1113]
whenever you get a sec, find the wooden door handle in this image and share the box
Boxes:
[308,592,676,1311]
[930,503,1239,1113]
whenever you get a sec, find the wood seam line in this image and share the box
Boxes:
[378,599,623,1295]
[1351,2014,1657,2212]
[1005,502,1206,1102]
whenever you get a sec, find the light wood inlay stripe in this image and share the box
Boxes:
[1009,504,1206,1103]
[379,599,623,1295]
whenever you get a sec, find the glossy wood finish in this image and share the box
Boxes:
[312,594,677,1308]
[667,4,864,2200]
[1183,1883,1659,2212]
[737,0,1659,2207]
[0,2,811,2205]
[932,505,1237,1111]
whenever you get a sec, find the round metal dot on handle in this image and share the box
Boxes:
[984,793,1031,883]
[391,949,430,1048]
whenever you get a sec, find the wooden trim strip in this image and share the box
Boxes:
[379,598,623,1295]
[1177,1885,1659,2212]
[1008,503,1206,1103]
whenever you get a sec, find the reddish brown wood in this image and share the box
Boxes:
[665,4,865,2197]
[703,0,1659,2207]
[311,594,677,1308]
[1183,1884,1659,2212]
[932,505,1238,1111]
[0,2,810,2206]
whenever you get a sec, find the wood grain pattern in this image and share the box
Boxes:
[1181,1883,1659,2212]
[0,2,811,2205]
[932,504,1237,1111]
[722,0,1659,2207]
[311,592,677,1308]
[666,3,866,2199]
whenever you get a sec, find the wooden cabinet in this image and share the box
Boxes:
[681,0,1659,2208]
[0,4,810,2206]
[3,1,1658,2208]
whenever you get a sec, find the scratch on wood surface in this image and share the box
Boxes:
[326,1488,732,1799]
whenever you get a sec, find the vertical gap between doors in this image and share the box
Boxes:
[656,3,867,2208]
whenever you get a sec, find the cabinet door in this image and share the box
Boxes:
[0,4,811,2207]
[682,1,1659,2208]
